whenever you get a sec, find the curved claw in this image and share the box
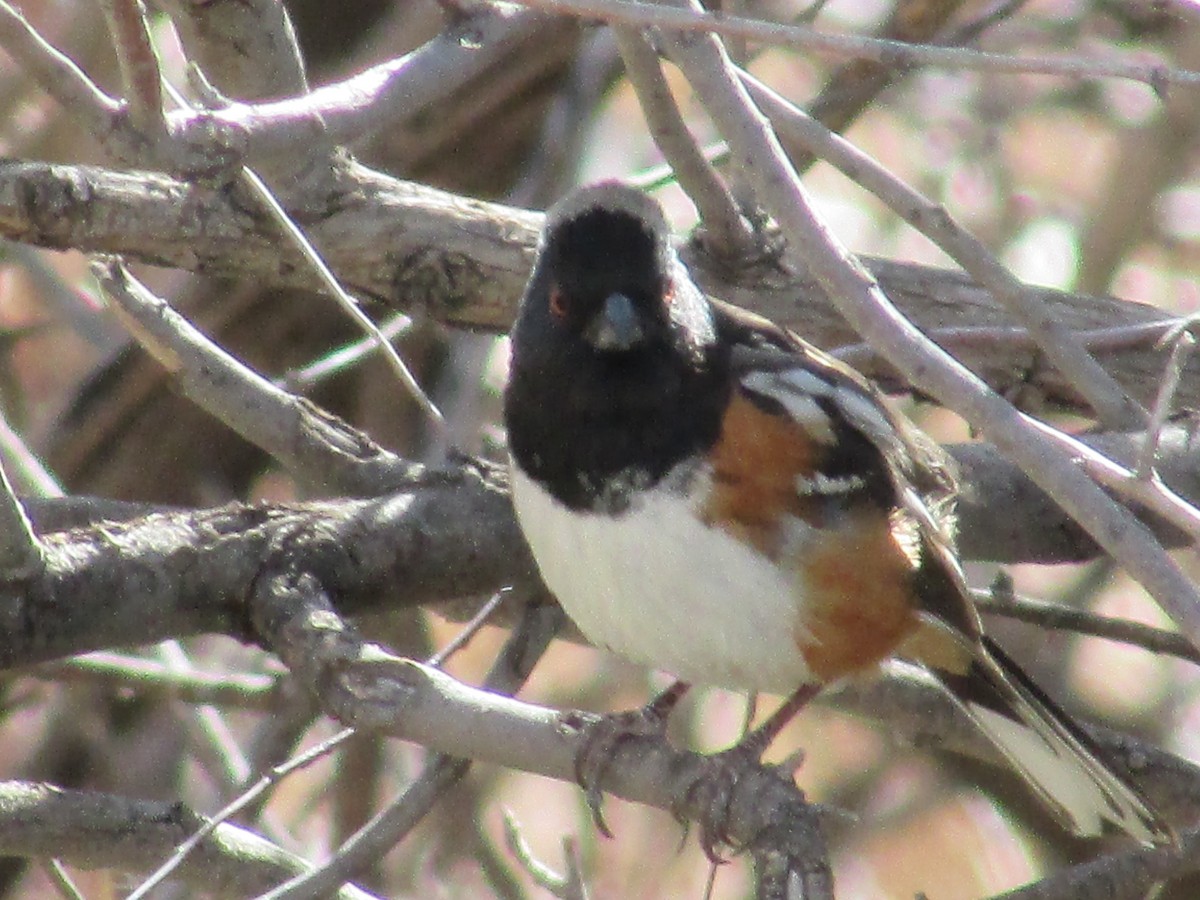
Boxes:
[672,685,819,860]
[574,727,622,837]
[570,681,691,838]
[678,744,762,863]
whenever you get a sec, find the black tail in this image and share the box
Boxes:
[942,637,1171,845]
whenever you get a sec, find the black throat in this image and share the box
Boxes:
[505,190,731,513]
[506,339,729,513]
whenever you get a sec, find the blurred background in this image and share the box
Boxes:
[0,0,1198,896]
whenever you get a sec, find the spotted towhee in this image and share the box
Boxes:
[504,181,1168,844]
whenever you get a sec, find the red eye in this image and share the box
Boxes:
[549,286,568,320]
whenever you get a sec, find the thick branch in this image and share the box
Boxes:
[951,429,1199,562]
[4,427,1197,677]
[0,782,376,899]
[156,0,308,101]
[248,566,833,893]
[0,159,1194,411]
[990,822,1200,899]
[1,461,535,669]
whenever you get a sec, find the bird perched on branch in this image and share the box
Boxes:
[503,180,1168,846]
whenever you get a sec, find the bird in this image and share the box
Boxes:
[502,180,1169,845]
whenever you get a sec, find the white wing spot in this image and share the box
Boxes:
[741,370,837,443]
[794,472,866,496]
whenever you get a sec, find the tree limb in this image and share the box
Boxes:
[0,158,1195,412]
[0,781,378,899]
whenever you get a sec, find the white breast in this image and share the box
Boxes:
[510,465,817,693]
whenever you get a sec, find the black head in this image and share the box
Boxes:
[505,183,729,510]
[514,182,715,367]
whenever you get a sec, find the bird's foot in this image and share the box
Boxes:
[571,681,690,837]
[675,683,820,862]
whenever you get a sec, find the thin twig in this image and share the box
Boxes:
[739,67,1145,430]
[124,727,358,900]
[34,652,278,708]
[89,258,415,496]
[501,809,590,900]
[98,0,165,140]
[281,314,414,393]
[1137,318,1199,479]
[613,28,754,256]
[0,1,121,137]
[628,140,727,191]
[426,587,510,668]
[43,860,86,900]
[256,602,564,900]
[0,456,43,579]
[975,591,1200,666]
[512,0,1200,91]
[0,410,62,498]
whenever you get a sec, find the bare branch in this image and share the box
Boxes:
[0,463,535,669]
[0,159,1193,413]
[0,1,121,143]
[90,258,417,497]
[0,457,43,579]
[612,29,754,256]
[156,6,564,163]
[33,652,279,709]
[0,781,379,899]
[740,68,1146,430]
[976,591,1200,666]
[98,0,165,140]
[258,601,562,900]
[512,0,1200,90]
[248,568,833,893]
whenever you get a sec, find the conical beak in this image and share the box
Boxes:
[584,293,644,351]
